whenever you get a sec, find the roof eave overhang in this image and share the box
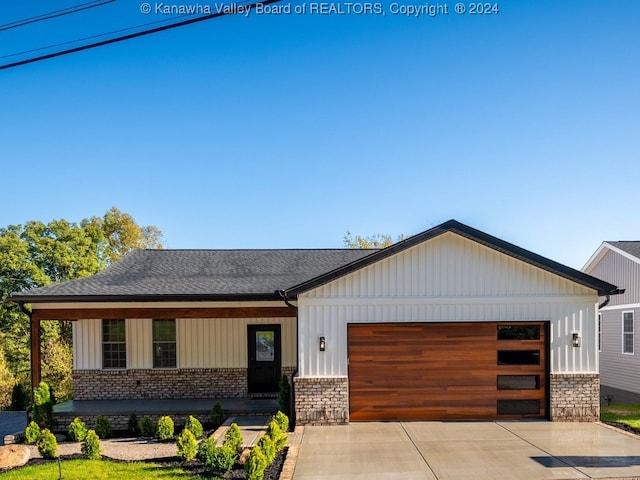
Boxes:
[7,292,282,305]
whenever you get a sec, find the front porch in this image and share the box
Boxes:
[52,397,279,434]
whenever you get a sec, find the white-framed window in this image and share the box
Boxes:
[102,319,126,369]
[623,311,634,355]
[598,313,602,352]
[153,318,177,368]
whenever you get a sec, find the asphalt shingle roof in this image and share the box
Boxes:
[609,241,640,260]
[10,249,376,302]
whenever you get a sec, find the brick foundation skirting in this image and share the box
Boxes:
[550,373,599,422]
[294,377,348,425]
[73,368,248,400]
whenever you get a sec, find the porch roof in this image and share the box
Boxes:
[9,248,376,303]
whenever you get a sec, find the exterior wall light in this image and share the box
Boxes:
[319,336,326,352]
[572,332,581,348]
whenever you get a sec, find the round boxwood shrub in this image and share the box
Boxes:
[36,428,58,459]
[176,428,198,461]
[184,415,203,438]
[156,415,174,441]
[68,417,88,442]
[95,415,112,439]
[256,434,276,464]
[265,420,287,452]
[273,411,289,433]
[25,421,41,444]
[140,416,156,437]
[81,429,102,460]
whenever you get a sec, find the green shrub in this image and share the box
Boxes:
[245,446,268,480]
[95,415,112,439]
[36,428,58,459]
[256,434,276,464]
[223,422,243,454]
[68,417,88,442]
[25,420,41,444]
[128,412,140,436]
[81,429,102,460]
[210,401,225,428]
[156,415,174,441]
[184,415,203,438]
[140,416,155,437]
[265,420,287,451]
[278,374,291,417]
[273,410,289,433]
[32,382,53,429]
[176,428,198,461]
[197,438,236,474]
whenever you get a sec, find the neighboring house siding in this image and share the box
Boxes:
[599,306,640,393]
[298,232,598,377]
[73,316,296,370]
[588,249,640,305]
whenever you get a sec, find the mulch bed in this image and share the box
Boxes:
[603,421,640,436]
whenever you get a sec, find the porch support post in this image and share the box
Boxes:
[30,314,41,391]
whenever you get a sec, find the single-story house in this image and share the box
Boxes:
[9,220,620,424]
[583,241,638,404]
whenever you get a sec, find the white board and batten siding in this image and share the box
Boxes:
[73,317,296,370]
[298,232,598,378]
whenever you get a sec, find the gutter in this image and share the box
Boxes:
[599,288,626,310]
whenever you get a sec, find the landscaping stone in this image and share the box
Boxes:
[0,445,30,470]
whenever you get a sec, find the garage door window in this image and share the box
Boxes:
[497,399,540,415]
[497,375,539,390]
[497,350,540,365]
[497,325,540,340]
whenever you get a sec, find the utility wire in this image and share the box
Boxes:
[0,0,117,32]
[0,0,281,71]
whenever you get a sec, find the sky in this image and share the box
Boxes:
[1,0,639,270]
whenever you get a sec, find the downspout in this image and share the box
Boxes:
[278,289,298,424]
[598,296,610,310]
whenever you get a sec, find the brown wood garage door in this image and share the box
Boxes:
[348,322,547,421]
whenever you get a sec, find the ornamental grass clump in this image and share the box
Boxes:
[176,428,198,461]
[156,415,174,441]
[36,428,58,459]
[81,429,102,460]
[184,415,203,438]
[68,417,88,442]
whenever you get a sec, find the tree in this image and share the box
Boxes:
[0,208,163,401]
[343,230,405,249]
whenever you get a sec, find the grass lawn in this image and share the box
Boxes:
[1,459,204,479]
[601,404,640,430]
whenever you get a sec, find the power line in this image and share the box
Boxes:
[0,0,282,71]
[0,0,116,33]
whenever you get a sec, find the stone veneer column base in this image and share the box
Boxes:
[550,373,599,422]
[73,368,248,400]
[294,377,348,425]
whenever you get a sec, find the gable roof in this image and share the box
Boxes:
[8,249,376,303]
[284,220,621,298]
[582,241,640,274]
[9,219,620,304]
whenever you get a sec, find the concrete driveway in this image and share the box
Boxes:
[292,421,640,480]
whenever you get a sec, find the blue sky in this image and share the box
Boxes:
[1,0,638,269]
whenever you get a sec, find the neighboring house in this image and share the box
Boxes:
[583,241,640,404]
[9,220,619,425]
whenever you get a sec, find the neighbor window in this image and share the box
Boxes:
[153,319,177,368]
[598,313,602,352]
[103,319,126,369]
[623,311,634,355]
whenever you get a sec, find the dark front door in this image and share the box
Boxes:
[248,324,281,393]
